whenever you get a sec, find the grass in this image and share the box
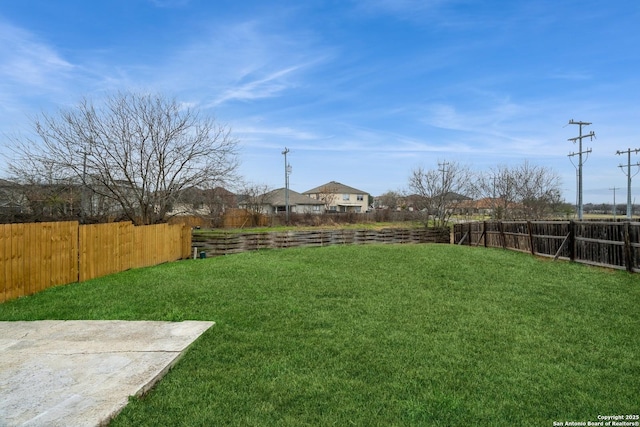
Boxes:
[0,244,638,426]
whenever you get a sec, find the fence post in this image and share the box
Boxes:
[527,221,535,255]
[568,220,575,262]
[624,221,633,272]
[499,221,506,249]
[468,222,473,246]
[483,221,487,247]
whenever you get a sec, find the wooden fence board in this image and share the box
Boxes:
[40,223,52,294]
[454,220,640,272]
[1,221,190,302]
[24,223,37,296]
[195,227,450,257]
[10,224,24,301]
[132,223,145,268]
[134,224,151,268]
[50,222,77,290]
[1,225,8,300]
[1,224,11,301]
[50,222,62,291]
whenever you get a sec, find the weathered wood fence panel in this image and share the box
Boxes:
[454,220,640,272]
[1,221,192,303]
[193,227,451,257]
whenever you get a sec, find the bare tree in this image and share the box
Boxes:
[512,161,562,219]
[0,155,84,222]
[238,182,272,226]
[202,187,237,225]
[6,91,239,225]
[376,190,403,210]
[475,161,562,219]
[170,186,236,216]
[474,164,518,219]
[314,183,340,212]
[408,161,474,227]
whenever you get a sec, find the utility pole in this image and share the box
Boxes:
[81,150,88,223]
[438,161,449,190]
[615,148,640,219]
[438,161,449,224]
[568,120,595,220]
[609,187,620,220]
[437,161,449,220]
[490,174,498,220]
[282,147,291,223]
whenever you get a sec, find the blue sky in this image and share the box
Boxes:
[1,0,639,204]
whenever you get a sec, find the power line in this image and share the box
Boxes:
[616,147,640,219]
[438,161,449,189]
[282,147,291,223]
[567,119,595,220]
[609,187,621,220]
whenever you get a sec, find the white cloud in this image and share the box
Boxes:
[236,125,322,142]
[0,21,74,89]
[146,19,328,110]
[208,65,304,107]
[421,100,528,136]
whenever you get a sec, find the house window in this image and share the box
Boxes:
[355,206,361,213]
[342,194,350,201]
[357,194,364,201]
[329,206,337,211]
[313,205,320,212]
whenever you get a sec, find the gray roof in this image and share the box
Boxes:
[303,181,368,195]
[264,188,324,206]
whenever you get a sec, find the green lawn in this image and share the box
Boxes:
[1,244,638,426]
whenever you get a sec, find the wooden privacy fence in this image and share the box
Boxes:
[1,221,192,303]
[193,227,451,257]
[223,209,269,228]
[453,220,640,272]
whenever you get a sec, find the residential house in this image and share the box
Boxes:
[240,188,324,215]
[0,179,28,221]
[303,181,370,213]
[167,187,238,218]
[455,197,520,218]
[0,178,84,222]
[390,194,426,211]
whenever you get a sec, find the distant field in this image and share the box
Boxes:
[0,244,638,426]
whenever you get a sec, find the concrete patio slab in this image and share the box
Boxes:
[0,320,214,427]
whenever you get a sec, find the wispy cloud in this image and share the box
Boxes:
[421,100,529,135]
[0,21,74,89]
[237,125,322,142]
[147,19,328,110]
[1,1,638,201]
[208,65,304,107]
